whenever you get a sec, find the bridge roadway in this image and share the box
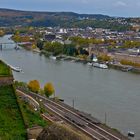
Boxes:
[0,42,31,50]
[0,42,31,45]
[0,42,15,45]
[17,89,129,140]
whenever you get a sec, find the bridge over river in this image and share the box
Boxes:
[0,42,31,50]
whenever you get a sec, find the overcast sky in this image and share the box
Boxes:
[0,0,140,17]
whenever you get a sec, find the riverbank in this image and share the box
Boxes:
[11,34,140,74]
[108,63,140,74]
[41,51,140,74]
[1,35,140,139]
[0,60,14,85]
[0,61,27,139]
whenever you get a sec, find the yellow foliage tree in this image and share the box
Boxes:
[98,54,111,61]
[44,82,55,97]
[120,59,140,67]
[28,80,40,93]
[0,30,5,37]
[32,44,37,49]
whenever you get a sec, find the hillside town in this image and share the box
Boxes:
[7,25,140,73]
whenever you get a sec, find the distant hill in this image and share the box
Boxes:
[0,8,110,26]
[0,8,130,31]
[0,8,110,19]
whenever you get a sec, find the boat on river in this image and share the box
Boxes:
[128,131,135,137]
[87,62,93,66]
[121,66,133,72]
[50,56,57,60]
[9,65,22,72]
[93,63,108,69]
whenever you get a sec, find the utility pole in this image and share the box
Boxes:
[105,112,107,125]
[72,99,75,108]
[54,91,56,101]
[0,44,2,51]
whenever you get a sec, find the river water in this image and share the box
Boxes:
[0,35,140,139]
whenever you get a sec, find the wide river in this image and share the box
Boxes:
[0,35,140,139]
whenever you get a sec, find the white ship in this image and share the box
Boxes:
[3,60,22,72]
[50,56,57,60]
[87,62,93,66]
[93,63,108,69]
[10,65,22,72]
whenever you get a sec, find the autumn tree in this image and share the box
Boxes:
[98,54,111,61]
[13,31,21,42]
[28,80,40,93]
[44,82,55,97]
[120,59,140,67]
[0,30,5,37]
[32,44,37,49]
[44,42,64,55]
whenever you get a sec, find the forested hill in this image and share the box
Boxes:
[0,8,130,31]
[0,8,110,19]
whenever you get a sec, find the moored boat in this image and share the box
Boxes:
[6,63,22,72]
[93,63,108,69]
[128,131,135,137]
[10,66,22,72]
[50,56,57,60]
[87,62,93,66]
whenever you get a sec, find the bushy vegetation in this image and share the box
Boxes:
[15,80,55,98]
[0,85,26,140]
[12,32,34,43]
[98,54,112,61]
[123,40,140,48]
[42,39,90,57]
[44,42,64,56]
[61,19,130,31]
[18,99,48,128]
[0,29,5,37]
[120,59,140,67]
[44,82,55,97]
[0,60,11,76]
[14,81,28,90]
[28,80,40,93]
[37,123,86,140]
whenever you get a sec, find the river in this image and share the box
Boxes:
[0,35,140,139]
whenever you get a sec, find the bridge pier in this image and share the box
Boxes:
[0,42,20,50]
[0,44,2,51]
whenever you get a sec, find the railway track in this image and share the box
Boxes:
[16,89,128,140]
[26,91,122,140]
[45,102,112,140]
[44,103,100,140]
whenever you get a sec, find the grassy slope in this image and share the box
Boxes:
[0,85,26,140]
[0,61,11,76]
[18,99,48,128]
